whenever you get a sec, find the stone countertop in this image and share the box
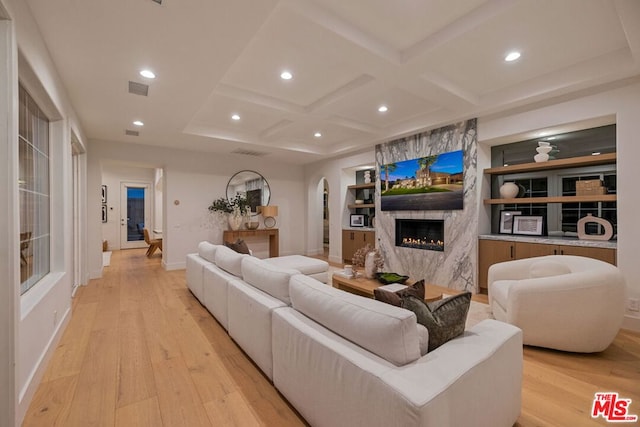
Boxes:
[343,227,376,232]
[479,234,617,249]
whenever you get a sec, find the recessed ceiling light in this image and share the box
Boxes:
[546,136,557,140]
[133,120,144,126]
[140,69,156,79]
[231,114,240,121]
[314,132,322,138]
[280,71,293,80]
[504,51,521,62]
[592,152,601,156]
[378,105,388,113]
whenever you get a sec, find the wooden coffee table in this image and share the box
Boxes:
[331,274,444,302]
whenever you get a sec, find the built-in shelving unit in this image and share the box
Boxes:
[483,152,616,205]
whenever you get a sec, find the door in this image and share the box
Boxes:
[120,182,151,249]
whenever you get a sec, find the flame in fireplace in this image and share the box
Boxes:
[400,237,444,251]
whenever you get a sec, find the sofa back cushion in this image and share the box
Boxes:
[289,274,421,366]
[214,245,247,277]
[198,241,218,263]
[241,256,299,304]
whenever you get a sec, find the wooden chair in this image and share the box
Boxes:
[143,228,162,257]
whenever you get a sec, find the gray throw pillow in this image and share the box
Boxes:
[401,292,472,352]
[374,279,425,307]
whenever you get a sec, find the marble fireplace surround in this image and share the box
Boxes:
[374,119,478,292]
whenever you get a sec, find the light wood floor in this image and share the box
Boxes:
[23,249,640,426]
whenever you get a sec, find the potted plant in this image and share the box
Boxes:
[208,194,250,230]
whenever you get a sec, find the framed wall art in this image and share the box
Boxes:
[512,215,544,236]
[499,210,521,234]
[350,214,365,227]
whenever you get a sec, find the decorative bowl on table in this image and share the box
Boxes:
[375,272,409,285]
[245,221,259,230]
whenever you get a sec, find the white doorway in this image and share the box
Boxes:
[71,135,85,295]
[120,182,151,249]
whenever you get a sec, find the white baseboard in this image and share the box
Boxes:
[17,307,70,425]
[622,313,640,332]
[163,260,185,271]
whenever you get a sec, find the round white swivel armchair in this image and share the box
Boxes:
[488,255,625,353]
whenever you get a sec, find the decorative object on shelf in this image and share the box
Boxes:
[499,182,520,199]
[499,210,521,234]
[259,205,278,229]
[244,221,259,230]
[534,144,552,162]
[350,214,365,227]
[375,272,409,285]
[364,170,372,184]
[355,199,364,205]
[577,214,614,241]
[576,179,606,196]
[352,244,384,279]
[512,215,545,236]
[370,216,375,228]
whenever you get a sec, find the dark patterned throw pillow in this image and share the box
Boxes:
[400,292,472,352]
[224,238,250,254]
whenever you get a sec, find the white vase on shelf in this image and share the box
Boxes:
[228,213,242,231]
[534,146,552,162]
[499,182,519,199]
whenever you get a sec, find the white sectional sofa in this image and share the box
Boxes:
[186,241,523,426]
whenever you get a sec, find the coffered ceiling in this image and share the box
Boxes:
[24,0,640,164]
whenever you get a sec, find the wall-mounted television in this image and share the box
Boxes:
[380,149,464,211]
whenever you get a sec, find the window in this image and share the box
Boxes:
[19,84,50,294]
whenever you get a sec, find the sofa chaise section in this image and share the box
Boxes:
[272,275,523,427]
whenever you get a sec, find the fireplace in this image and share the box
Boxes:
[395,219,444,252]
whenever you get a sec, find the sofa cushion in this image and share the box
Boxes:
[224,238,250,255]
[197,241,218,263]
[264,255,328,275]
[401,292,471,352]
[241,256,299,304]
[529,259,572,278]
[374,280,425,307]
[214,244,247,277]
[289,274,421,366]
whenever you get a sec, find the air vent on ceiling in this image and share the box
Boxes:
[128,81,149,96]
[152,0,162,4]
[125,129,140,136]
[232,148,269,157]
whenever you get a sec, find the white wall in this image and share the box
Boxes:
[478,80,640,331]
[0,0,89,424]
[101,164,155,251]
[88,140,306,274]
[304,151,375,264]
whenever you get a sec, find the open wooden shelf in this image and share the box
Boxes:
[347,183,375,190]
[484,152,616,175]
[484,194,617,205]
[347,203,375,209]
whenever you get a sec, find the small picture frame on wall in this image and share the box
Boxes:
[499,210,521,234]
[512,215,544,236]
[101,205,107,223]
[350,214,365,227]
[101,185,107,204]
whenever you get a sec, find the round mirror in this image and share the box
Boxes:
[226,170,271,216]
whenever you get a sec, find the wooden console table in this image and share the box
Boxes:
[223,228,279,258]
